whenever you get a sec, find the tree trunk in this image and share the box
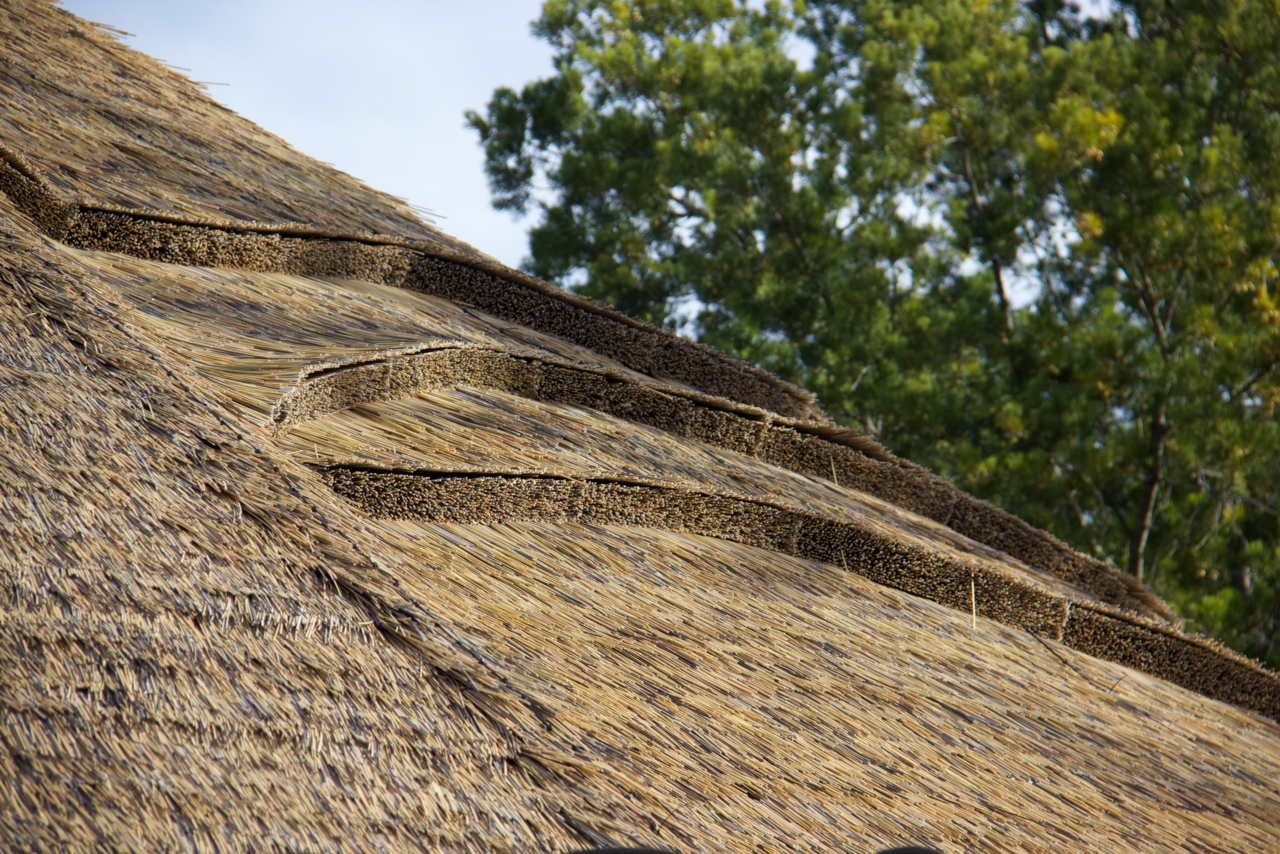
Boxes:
[1128,398,1168,583]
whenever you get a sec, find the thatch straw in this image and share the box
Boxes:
[0,0,820,419]
[8,210,1277,851]
[0,145,819,420]
[59,231,1277,718]
[0,192,598,853]
[58,238,1173,621]
[1,119,1167,623]
[4,3,1280,850]
[60,206,816,418]
[319,468,1280,720]
[58,228,1277,720]
[372,516,1280,852]
[0,1,442,240]
[269,344,1168,622]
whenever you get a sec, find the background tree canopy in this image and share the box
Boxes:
[469,0,1280,667]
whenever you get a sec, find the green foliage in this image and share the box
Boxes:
[469,0,1280,668]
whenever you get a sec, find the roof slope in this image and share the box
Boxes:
[0,0,437,238]
[2,2,1279,852]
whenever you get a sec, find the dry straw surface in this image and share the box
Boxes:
[47,212,1280,721]
[62,227,1280,720]
[1,0,818,419]
[0,1,442,239]
[80,244,1168,620]
[3,2,1280,851]
[374,517,1280,852]
[6,203,1280,850]
[0,196,594,852]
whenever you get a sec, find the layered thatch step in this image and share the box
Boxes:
[3,139,1172,619]
[0,144,819,421]
[4,120,1273,725]
[320,467,1280,722]
[277,344,1169,622]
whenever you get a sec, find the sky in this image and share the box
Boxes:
[58,0,554,269]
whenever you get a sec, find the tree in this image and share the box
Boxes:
[469,0,1280,667]
[1060,0,1280,660]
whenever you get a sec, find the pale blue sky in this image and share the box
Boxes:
[58,1,553,268]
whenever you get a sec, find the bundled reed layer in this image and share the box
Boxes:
[275,345,1168,621]
[319,468,1280,721]
[0,135,1169,624]
[0,149,818,421]
[73,242,1165,616]
[66,222,1280,723]
[5,3,1280,849]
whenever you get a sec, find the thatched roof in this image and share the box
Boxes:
[2,2,1278,851]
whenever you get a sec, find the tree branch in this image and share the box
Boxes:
[1229,358,1280,402]
[959,148,1013,331]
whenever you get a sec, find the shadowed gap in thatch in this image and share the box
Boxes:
[0,142,1174,620]
[6,126,1279,726]
[0,140,1178,621]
